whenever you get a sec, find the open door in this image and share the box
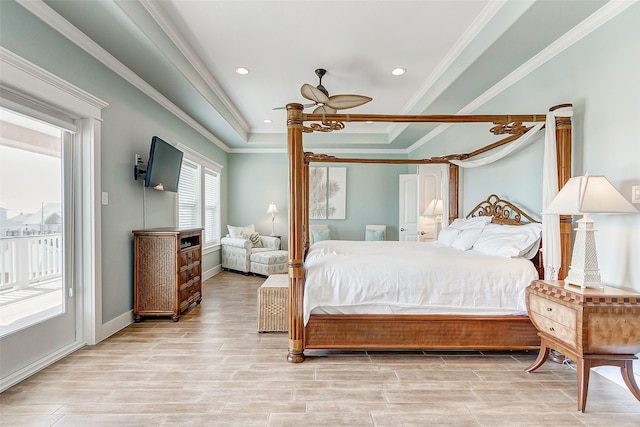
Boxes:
[398,174,418,241]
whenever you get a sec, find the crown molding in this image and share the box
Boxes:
[408,0,636,153]
[16,0,231,153]
[138,0,250,135]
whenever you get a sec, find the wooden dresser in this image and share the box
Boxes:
[525,279,640,412]
[133,228,203,322]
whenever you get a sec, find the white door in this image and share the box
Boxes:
[0,109,76,388]
[418,164,449,241]
[398,174,418,241]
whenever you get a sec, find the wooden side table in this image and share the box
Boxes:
[525,280,640,412]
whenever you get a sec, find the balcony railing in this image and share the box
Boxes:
[0,234,63,292]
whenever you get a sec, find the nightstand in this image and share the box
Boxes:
[525,280,640,412]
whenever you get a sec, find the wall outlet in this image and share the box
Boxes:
[632,185,640,204]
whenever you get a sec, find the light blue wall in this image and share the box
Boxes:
[0,1,228,323]
[410,4,640,292]
[227,153,411,245]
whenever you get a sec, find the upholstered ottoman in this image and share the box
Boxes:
[250,250,288,276]
[257,274,288,332]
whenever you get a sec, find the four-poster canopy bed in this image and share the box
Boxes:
[285,103,573,363]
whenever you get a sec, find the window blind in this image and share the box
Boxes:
[204,168,220,246]
[178,159,200,229]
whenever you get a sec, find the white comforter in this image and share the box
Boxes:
[303,240,538,324]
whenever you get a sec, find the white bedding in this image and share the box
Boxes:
[303,240,538,325]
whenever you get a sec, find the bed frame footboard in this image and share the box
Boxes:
[304,314,540,351]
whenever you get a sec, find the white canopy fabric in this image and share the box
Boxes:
[541,106,573,279]
[450,106,574,280]
[450,122,544,169]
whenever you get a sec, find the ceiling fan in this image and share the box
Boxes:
[275,68,372,114]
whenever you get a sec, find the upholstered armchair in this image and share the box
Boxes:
[221,235,281,274]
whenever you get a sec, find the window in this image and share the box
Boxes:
[178,159,200,229]
[177,145,222,248]
[203,168,219,247]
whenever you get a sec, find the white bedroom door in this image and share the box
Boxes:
[398,174,418,241]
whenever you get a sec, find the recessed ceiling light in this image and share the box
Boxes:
[391,67,406,76]
[235,67,250,75]
[263,119,272,124]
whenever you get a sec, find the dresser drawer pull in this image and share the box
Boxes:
[549,327,555,332]
[547,307,553,312]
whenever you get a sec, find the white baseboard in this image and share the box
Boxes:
[94,310,134,344]
[0,340,85,393]
[203,264,222,281]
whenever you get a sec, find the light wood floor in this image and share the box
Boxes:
[2,272,639,426]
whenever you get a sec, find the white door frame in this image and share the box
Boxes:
[0,48,106,391]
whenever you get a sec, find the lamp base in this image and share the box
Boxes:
[564,215,605,290]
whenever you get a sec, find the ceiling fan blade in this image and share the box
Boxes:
[326,94,372,110]
[301,83,329,105]
[312,105,337,115]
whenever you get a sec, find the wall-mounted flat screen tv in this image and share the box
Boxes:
[144,136,183,192]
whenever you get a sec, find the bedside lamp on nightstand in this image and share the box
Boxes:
[542,174,637,288]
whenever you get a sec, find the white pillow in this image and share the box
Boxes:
[473,223,542,258]
[451,228,484,251]
[436,227,460,247]
[446,216,492,250]
[521,237,542,259]
[227,224,255,238]
[449,216,493,230]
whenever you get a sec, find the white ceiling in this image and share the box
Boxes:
[42,0,608,152]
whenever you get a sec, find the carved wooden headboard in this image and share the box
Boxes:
[466,194,539,225]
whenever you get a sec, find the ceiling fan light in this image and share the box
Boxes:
[391,67,406,76]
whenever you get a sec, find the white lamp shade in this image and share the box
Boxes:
[423,199,443,216]
[266,203,278,214]
[543,175,637,215]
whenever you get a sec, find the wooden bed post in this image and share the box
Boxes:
[286,103,306,363]
[448,164,459,224]
[302,161,309,253]
[550,104,573,281]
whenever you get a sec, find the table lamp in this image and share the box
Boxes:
[543,174,637,288]
[266,202,278,236]
[423,198,444,237]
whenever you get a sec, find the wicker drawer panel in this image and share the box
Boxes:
[179,270,199,287]
[179,248,200,270]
